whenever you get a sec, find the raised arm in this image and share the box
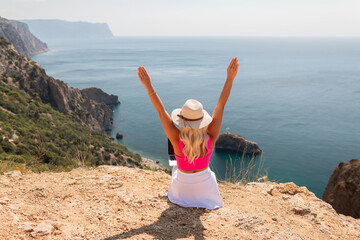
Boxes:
[208,57,239,146]
[137,66,180,146]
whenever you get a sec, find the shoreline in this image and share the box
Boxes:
[32,37,360,200]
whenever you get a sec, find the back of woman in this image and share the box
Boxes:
[175,112,212,172]
[176,126,212,172]
[137,57,239,210]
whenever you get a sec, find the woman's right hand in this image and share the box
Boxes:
[138,66,152,88]
[227,57,239,81]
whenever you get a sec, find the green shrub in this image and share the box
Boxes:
[134,153,142,162]
[31,163,51,173]
[7,154,26,163]
[0,139,14,153]
[7,49,18,58]
[0,37,10,46]
[15,143,29,155]
[0,75,158,174]
[29,66,38,80]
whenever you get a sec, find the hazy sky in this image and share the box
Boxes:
[1,0,360,37]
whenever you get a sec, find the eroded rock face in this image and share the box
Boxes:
[215,132,262,156]
[0,16,48,58]
[323,159,360,219]
[0,38,117,132]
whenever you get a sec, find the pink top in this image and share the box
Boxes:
[175,137,213,171]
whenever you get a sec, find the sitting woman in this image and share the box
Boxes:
[137,57,239,210]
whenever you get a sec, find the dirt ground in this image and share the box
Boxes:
[1,165,359,239]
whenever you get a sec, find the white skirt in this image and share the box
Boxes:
[167,165,224,210]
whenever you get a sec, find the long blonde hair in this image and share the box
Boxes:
[179,126,209,164]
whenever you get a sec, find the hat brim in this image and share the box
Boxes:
[171,108,213,129]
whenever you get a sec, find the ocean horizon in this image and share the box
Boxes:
[32,36,360,198]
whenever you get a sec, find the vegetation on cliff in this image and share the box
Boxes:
[0,79,143,173]
[0,36,116,133]
[0,36,157,173]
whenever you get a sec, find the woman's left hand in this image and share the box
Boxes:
[227,57,239,81]
[138,66,152,88]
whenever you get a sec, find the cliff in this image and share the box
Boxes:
[0,17,48,58]
[21,19,114,42]
[1,36,164,174]
[323,159,360,219]
[0,37,116,133]
[0,166,359,239]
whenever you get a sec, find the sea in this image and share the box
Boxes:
[32,37,360,198]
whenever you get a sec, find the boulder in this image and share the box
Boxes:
[116,132,123,139]
[31,220,55,237]
[215,132,262,156]
[323,159,360,218]
[4,170,22,177]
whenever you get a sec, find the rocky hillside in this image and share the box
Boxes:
[1,36,168,174]
[0,165,359,239]
[0,16,48,58]
[0,37,117,133]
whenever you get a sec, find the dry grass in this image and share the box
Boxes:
[212,152,268,186]
[0,160,25,174]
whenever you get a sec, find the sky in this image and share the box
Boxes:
[0,0,360,37]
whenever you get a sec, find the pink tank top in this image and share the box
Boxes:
[175,137,213,171]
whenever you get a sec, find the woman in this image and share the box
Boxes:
[137,57,239,210]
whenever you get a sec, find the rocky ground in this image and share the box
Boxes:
[141,157,167,171]
[1,166,359,240]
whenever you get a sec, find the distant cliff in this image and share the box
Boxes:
[21,19,114,42]
[0,16,48,58]
[0,37,117,132]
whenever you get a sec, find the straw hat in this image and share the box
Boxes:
[171,99,213,129]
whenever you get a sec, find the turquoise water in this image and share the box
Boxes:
[32,37,360,197]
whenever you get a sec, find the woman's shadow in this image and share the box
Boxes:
[103,199,208,240]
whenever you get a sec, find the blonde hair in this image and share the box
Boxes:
[179,126,209,164]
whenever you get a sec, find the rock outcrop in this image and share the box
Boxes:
[116,132,123,139]
[0,37,118,132]
[323,159,360,219]
[0,166,359,239]
[81,87,120,107]
[0,16,48,58]
[21,19,114,42]
[215,132,262,156]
